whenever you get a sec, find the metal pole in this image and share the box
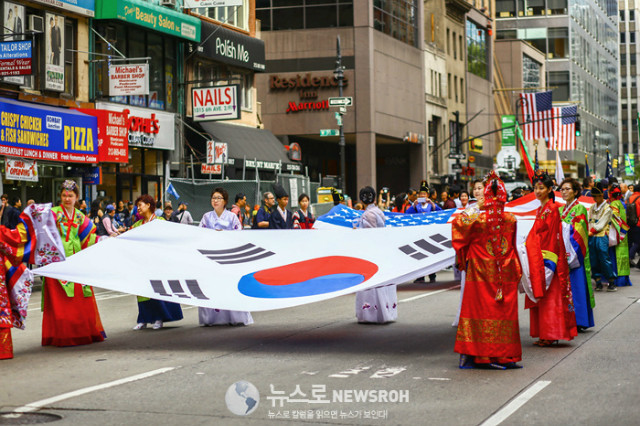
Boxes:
[335,36,346,193]
[593,134,597,179]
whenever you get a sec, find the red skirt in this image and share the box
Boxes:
[0,328,12,359]
[42,278,106,347]
[527,275,577,341]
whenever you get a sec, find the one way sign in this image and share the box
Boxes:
[328,97,353,107]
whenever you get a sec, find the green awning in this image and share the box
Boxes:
[95,0,201,42]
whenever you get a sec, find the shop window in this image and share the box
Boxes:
[548,27,568,59]
[496,0,516,17]
[547,0,567,15]
[467,19,488,79]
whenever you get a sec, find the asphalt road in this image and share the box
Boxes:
[1,269,639,425]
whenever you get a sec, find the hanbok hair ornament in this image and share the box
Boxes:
[60,179,79,196]
[483,170,508,302]
[609,183,622,200]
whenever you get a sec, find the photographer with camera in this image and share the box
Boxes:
[406,181,442,214]
[377,187,391,211]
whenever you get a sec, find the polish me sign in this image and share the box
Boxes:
[192,85,240,122]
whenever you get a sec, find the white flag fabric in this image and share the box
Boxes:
[32,219,536,312]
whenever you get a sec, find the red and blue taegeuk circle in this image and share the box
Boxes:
[237,256,378,298]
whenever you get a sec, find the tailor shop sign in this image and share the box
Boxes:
[95,103,175,150]
[187,21,265,72]
[270,73,349,114]
[0,98,98,163]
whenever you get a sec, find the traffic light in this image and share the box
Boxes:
[575,116,581,136]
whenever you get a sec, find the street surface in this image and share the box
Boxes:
[1,268,639,425]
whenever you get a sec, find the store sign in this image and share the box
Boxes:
[187,20,265,71]
[31,0,95,17]
[0,98,98,163]
[206,141,228,164]
[192,85,240,121]
[82,166,102,184]
[184,0,242,7]
[0,41,32,76]
[2,1,26,85]
[109,64,149,96]
[44,13,65,91]
[96,0,201,41]
[5,157,38,182]
[286,100,329,114]
[76,109,129,163]
[270,74,348,91]
[244,159,301,172]
[95,102,175,150]
[501,115,516,147]
[201,163,221,174]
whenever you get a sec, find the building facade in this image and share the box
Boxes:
[495,0,619,177]
[256,0,426,197]
[619,1,639,164]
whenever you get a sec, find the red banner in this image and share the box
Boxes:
[0,58,31,76]
[76,109,129,163]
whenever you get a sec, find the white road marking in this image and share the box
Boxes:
[636,299,640,304]
[370,366,407,379]
[301,371,319,376]
[479,380,552,426]
[11,367,176,414]
[428,377,451,381]
[399,285,460,303]
[329,366,371,378]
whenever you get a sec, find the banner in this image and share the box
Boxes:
[184,0,243,8]
[2,1,26,85]
[30,0,95,17]
[45,13,64,91]
[501,115,516,147]
[206,141,228,164]
[76,108,129,163]
[0,98,98,163]
[109,64,149,96]
[5,157,37,181]
[625,154,635,176]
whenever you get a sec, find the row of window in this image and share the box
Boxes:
[467,20,488,79]
[446,28,465,61]
[620,9,636,22]
[496,0,568,18]
[373,0,418,47]
[427,70,465,104]
[620,32,637,44]
[256,0,353,31]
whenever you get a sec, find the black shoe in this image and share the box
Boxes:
[414,277,426,283]
[577,326,588,333]
[607,283,617,292]
[595,283,603,291]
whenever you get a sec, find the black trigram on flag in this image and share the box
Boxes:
[398,233,452,260]
[199,243,275,265]
[150,279,209,300]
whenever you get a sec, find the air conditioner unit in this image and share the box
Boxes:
[428,136,435,147]
[162,0,177,8]
[28,15,44,33]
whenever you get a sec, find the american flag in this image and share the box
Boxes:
[549,105,577,150]
[314,193,595,230]
[519,91,553,141]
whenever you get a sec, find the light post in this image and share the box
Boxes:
[334,36,346,193]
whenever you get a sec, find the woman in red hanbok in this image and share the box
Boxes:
[524,171,577,346]
[452,171,523,369]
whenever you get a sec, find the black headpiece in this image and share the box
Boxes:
[419,180,429,193]
[273,184,288,200]
[359,186,376,205]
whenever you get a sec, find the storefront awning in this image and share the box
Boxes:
[95,0,201,42]
[196,121,300,172]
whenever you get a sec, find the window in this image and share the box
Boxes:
[93,23,178,112]
[518,27,547,54]
[632,54,637,66]
[547,0,567,15]
[373,0,419,47]
[454,75,458,102]
[257,0,353,31]
[242,72,253,110]
[522,54,542,88]
[548,27,568,59]
[459,35,463,61]
[447,28,450,54]
[467,20,488,79]
[525,0,544,16]
[195,1,249,31]
[496,0,516,17]
[448,73,451,99]
[620,10,625,22]
[453,31,457,59]
[621,53,627,67]
[621,32,626,44]
[631,10,636,21]
[496,29,517,39]
[460,78,464,103]
[632,32,636,44]
[63,19,75,97]
[548,71,570,101]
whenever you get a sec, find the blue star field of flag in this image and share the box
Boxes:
[317,205,457,228]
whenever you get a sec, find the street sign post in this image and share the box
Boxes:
[328,97,353,107]
[320,129,339,137]
[448,153,466,160]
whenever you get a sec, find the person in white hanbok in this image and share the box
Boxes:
[198,187,254,326]
[355,186,397,323]
[453,179,485,326]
